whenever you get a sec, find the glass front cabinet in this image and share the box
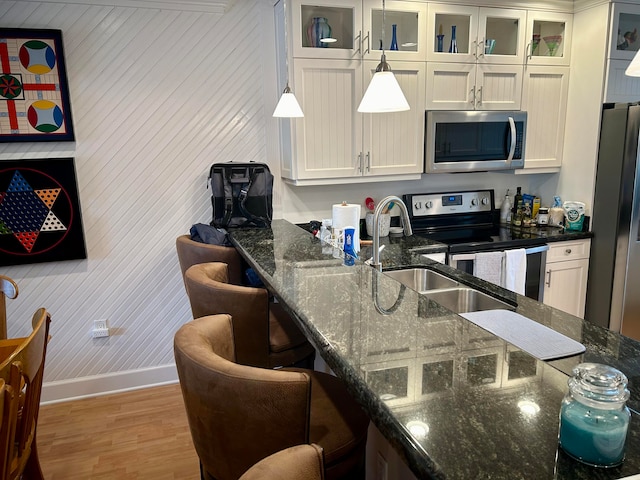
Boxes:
[525,11,572,65]
[426,4,527,64]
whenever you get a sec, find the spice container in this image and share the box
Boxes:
[559,363,630,467]
[537,207,549,226]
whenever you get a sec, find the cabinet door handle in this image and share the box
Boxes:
[470,86,476,105]
[476,86,483,108]
[527,42,533,60]
[357,152,363,173]
[366,152,371,172]
[355,30,362,55]
[545,270,552,287]
[478,37,484,58]
[364,31,370,55]
[472,39,478,59]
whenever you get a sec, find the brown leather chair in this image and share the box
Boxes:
[239,444,325,480]
[184,262,314,369]
[176,234,244,286]
[174,314,369,480]
[0,308,51,480]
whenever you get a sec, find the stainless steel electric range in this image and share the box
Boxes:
[403,189,548,300]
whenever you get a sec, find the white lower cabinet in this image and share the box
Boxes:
[283,58,425,185]
[543,239,591,318]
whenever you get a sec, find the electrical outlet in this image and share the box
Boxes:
[92,319,110,338]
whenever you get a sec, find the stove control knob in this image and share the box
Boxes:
[414,201,422,210]
[425,201,433,209]
[471,198,479,206]
[481,197,489,205]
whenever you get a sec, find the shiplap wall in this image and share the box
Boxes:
[0,0,280,402]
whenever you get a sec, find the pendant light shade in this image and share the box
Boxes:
[358,55,410,113]
[273,85,304,118]
[626,50,640,76]
[357,0,410,113]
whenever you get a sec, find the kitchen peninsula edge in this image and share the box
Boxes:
[229,220,639,480]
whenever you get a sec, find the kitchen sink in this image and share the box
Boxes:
[383,268,459,293]
[423,287,514,314]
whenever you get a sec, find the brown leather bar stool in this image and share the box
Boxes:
[184,262,314,369]
[174,314,369,480]
[176,234,244,286]
[239,444,325,480]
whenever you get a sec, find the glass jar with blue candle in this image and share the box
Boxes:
[559,363,630,467]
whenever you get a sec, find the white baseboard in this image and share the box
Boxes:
[41,364,179,405]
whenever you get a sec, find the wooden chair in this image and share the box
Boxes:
[0,276,18,340]
[239,444,325,480]
[184,262,315,369]
[174,314,368,480]
[0,308,51,480]
[176,234,244,286]
[0,379,18,480]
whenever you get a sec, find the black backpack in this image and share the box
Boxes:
[208,162,273,228]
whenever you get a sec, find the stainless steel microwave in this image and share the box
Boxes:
[425,111,527,173]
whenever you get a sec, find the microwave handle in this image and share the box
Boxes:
[507,117,516,165]
[506,116,516,165]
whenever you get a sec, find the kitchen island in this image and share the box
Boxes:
[230,220,640,480]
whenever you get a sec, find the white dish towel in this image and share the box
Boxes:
[474,251,504,286]
[504,248,527,295]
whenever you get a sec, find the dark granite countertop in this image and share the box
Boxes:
[230,220,638,480]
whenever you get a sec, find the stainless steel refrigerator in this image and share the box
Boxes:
[586,102,640,340]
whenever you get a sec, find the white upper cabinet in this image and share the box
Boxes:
[608,3,640,61]
[362,0,428,62]
[525,11,572,66]
[604,3,640,103]
[519,65,569,171]
[426,4,527,65]
[426,62,522,110]
[291,0,363,59]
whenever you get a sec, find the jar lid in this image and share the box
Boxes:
[568,363,630,407]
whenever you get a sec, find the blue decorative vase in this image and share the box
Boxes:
[449,25,458,53]
[390,24,398,50]
[307,17,332,48]
[436,34,445,52]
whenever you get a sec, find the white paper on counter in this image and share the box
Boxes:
[461,310,585,360]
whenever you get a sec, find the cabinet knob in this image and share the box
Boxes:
[565,248,572,255]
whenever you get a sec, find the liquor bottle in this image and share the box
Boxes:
[511,187,523,225]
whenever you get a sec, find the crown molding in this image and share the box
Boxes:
[12,0,236,14]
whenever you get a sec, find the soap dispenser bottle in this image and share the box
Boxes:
[500,190,511,224]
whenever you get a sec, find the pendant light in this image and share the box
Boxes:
[626,49,640,76]
[357,0,409,113]
[273,1,304,117]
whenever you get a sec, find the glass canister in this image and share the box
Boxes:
[558,363,630,467]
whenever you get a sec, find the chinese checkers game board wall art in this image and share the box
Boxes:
[0,28,74,142]
[0,158,86,266]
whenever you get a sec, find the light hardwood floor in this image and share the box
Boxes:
[36,383,200,479]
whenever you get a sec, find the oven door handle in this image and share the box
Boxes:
[523,245,549,255]
[506,116,516,165]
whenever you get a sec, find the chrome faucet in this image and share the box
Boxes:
[371,195,412,271]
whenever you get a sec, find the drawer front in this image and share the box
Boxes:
[547,239,591,262]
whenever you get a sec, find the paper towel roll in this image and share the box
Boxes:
[332,203,361,252]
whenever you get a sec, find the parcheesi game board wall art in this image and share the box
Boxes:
[0,28,75,142]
